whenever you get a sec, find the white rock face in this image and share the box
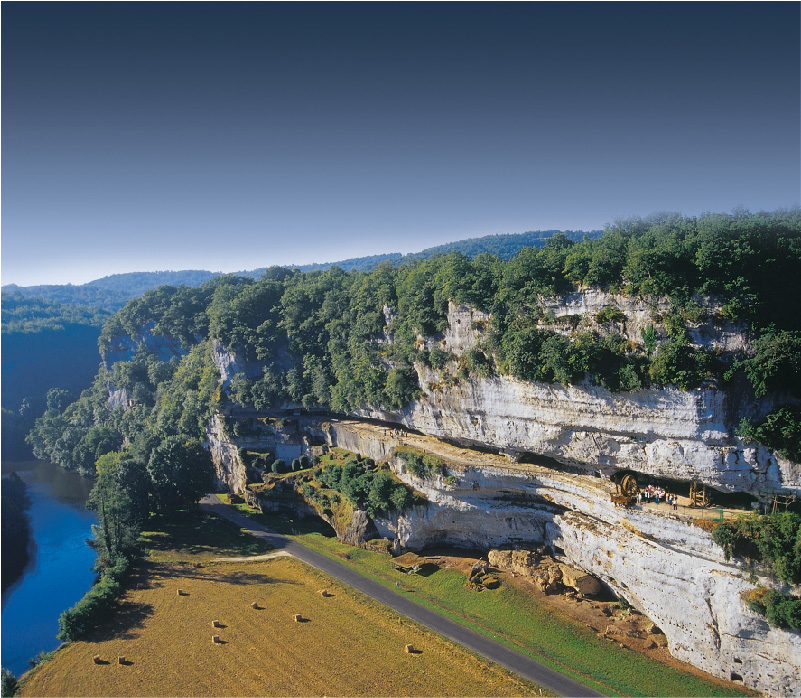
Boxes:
[206,413,246,493]
[319,419,800,698]
[354,302,800,494]
[539,289,750,354]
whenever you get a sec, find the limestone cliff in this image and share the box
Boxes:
[322,419,801,698]
[353,301,800,495]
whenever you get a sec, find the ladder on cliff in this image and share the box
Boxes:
[689,480,712,508]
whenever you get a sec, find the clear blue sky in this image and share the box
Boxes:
[2,1,799,287]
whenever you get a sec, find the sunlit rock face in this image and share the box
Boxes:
[313,419,800,698]
[206,413,246,493]
[352,301,800,494]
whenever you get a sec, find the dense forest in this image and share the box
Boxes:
[1,296,108,458]
[28,209,801,478]
[1,473,32,593]
[4,229,596,458]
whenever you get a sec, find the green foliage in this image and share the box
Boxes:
[1,291,112,333]
[648,339,717,390]
[271,459,288,474]
[57,556,130,641]
[146,436,215,512]
[395,449,448,478]
[745,589,801,630]
[88,451,149,562]
[736,329,801,398]
[595,306,626,325]
[640,325,658,355]
[1,473,33,588]
[458,349,493,379]
[738,405,801,461]
[311,455,417,517]
[712,511,801,585]
[1,667,19,696]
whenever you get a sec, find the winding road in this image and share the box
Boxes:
[200,495,606,698]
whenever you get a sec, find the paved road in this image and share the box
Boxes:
[200,495,606,697]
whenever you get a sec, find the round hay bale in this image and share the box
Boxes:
[212,635,221,644]
[293,613,303,622]
[405,644,414,653]
[92,655,102,665]
[251,602,259,609]
[117,656,125,665]
[212,620,221,628]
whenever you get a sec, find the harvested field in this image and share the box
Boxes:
[20,556,544,697]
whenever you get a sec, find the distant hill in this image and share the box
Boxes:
[2,229,602,310]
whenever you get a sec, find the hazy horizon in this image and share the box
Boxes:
[3,2,799,287]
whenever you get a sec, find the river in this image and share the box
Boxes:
[1,460,97,678]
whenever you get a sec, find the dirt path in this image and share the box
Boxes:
[212,550,293,562]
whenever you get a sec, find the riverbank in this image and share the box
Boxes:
[1,461,96,678]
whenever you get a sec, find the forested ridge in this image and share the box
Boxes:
[3,229,600,312]
[21,208,801,637]
[28,209,801,478]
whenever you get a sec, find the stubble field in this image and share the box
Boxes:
[19,554,544,697]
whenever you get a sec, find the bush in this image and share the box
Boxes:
[738,405,801,462]
[745,588,801,630]
[429,348,453,370]
[395,448,448,478]
[58,557,129,641]
[596,306,626,324]
[648,340,716,390]
[712,511,801,584]
[271,459,287,474]
[1,668,18,697]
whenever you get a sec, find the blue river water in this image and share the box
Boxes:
[1,460,97,678]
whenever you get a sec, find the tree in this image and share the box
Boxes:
[88,451,149,563]
[1,667,19,697]
[147,436,215,512]
[271,458,287,474]
[738,329,801,398]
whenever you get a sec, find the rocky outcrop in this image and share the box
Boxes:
[488,548,602,596]
[206,413,247,493]
[199,295,801,696]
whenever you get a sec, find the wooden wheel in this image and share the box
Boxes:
[620,473,639,496]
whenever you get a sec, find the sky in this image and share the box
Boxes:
[2,1,799,287]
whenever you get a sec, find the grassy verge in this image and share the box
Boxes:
[224,498,756,698]
[142,507,274,563]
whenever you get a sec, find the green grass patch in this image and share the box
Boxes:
[227,501,755,698]
[142,507,274,562]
